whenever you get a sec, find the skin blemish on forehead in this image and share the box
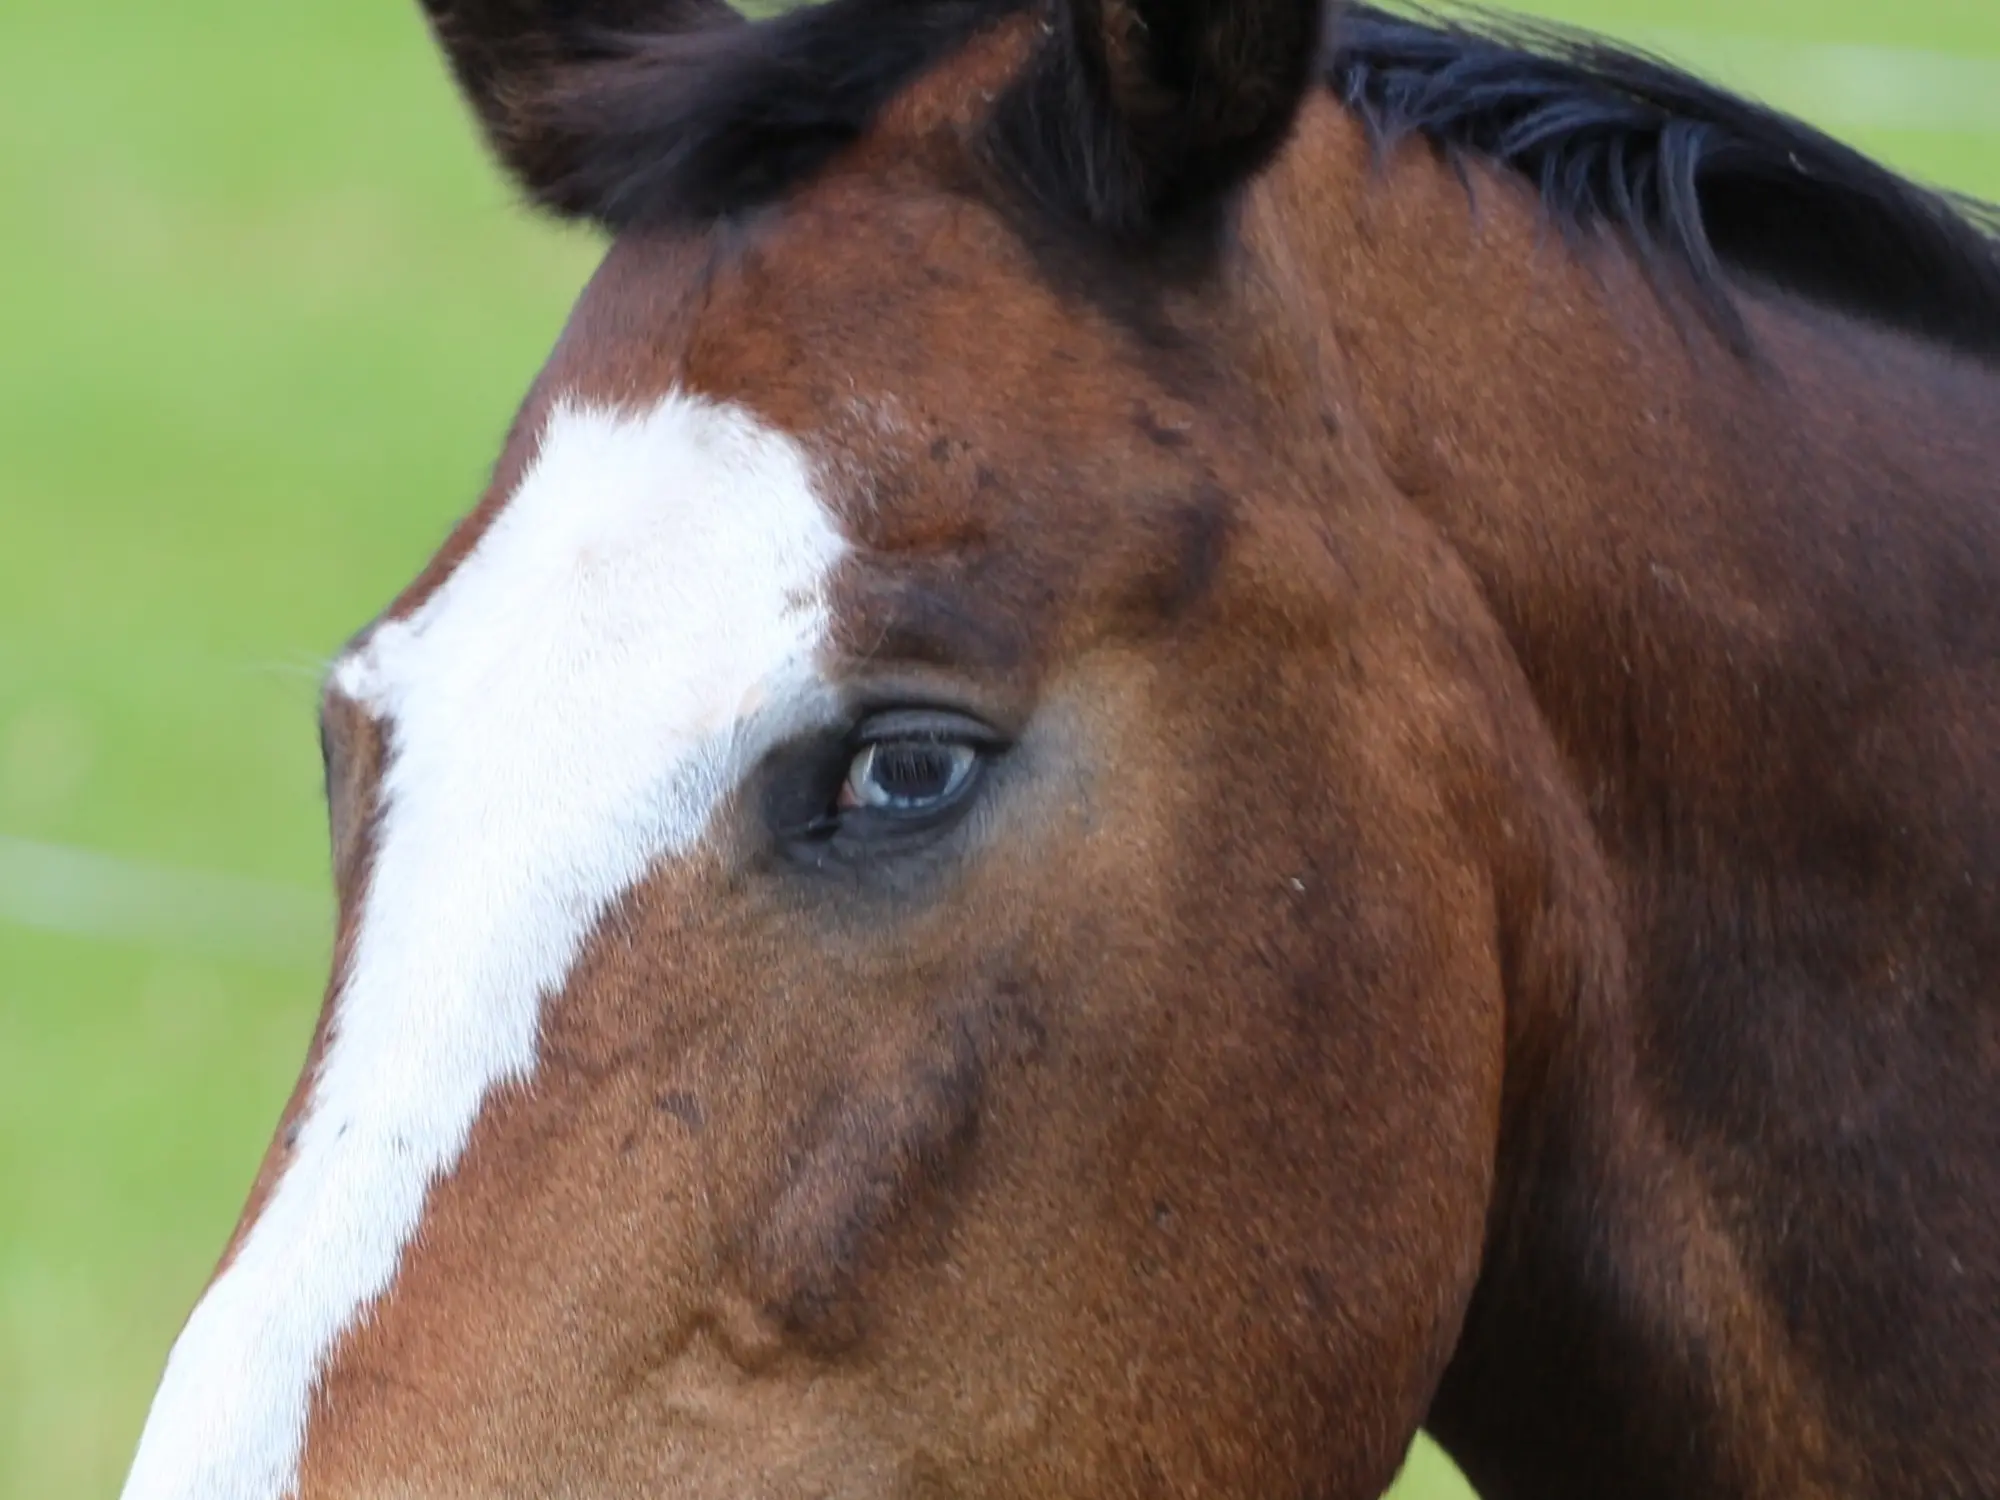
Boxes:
[119,393,849,1500]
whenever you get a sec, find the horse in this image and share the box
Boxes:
[119,0,2000,1495]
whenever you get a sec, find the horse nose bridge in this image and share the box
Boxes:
[283,1207,908,1496]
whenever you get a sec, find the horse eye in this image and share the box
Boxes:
[841,738,981,814]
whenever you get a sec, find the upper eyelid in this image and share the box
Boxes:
[852,707,1006,745]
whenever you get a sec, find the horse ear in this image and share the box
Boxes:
[416,0,737,215]
[994,0,1329,241]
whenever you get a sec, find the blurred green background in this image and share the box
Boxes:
[0,0,1993,1493]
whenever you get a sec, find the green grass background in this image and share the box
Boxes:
[0,0,1993,1493]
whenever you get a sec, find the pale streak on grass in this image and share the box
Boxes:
[0,836,328,969]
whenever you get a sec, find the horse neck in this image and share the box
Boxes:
[1259,99,2000,1500]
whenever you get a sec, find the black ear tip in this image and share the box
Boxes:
[416,0,748,218]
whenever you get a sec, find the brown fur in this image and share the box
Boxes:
[172,8,1998,1499]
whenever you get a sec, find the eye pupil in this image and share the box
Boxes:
[845,737,979,812]
[875,743,955,797]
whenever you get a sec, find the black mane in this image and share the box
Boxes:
[1329,5,2000,357]
[550,0,2000,357]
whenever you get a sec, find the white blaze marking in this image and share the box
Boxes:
[120,394,849,1500]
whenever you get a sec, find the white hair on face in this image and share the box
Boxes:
[120,393,850,1500]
